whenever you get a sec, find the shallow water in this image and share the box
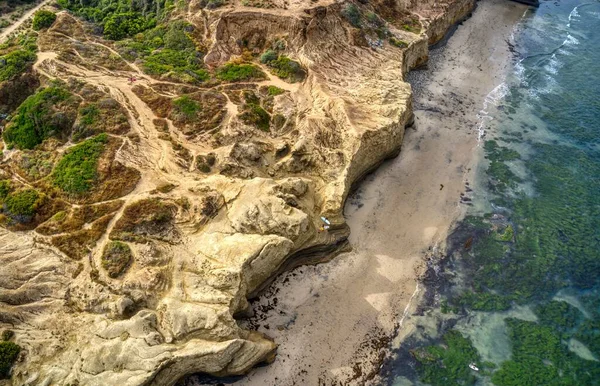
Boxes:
[382,0,600,384]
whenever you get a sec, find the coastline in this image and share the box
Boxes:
[184,0,530,384]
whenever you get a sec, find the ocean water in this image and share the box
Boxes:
[381,0,600,385]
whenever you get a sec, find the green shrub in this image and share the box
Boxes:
[172,96,200,120]
[3,189,41,217]
[0,181,11,201]
[260,49,278,64]
[0,49,36,81]
[341,3,361,28]
[32,10,56,30]
[240,104,270,131]
[103,12,155,40]
[52,133,108,194]
[0,341,20,379]
[263,55,306,83]
[2,87,72,149]
[216,62,266,82]
[143,49,209,81]
[389,37,407,48]
[101,241,133,278]
[267,85,285,96]
[79,104,100,126]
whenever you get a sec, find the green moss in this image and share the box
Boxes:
[216,62,266,82]
[456,291,512,312]
[0,341,20,379]
[3,189,41,217]
[52,133,108,195]
[413,330,482,385]
[101,241,133,278]
[2,87,72,149]
[32,10,56,30]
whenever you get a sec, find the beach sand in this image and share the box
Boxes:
[188,0,529,384]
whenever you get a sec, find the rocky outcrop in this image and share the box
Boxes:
[0,0,477,385]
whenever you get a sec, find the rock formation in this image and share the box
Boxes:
[0,0,474,384]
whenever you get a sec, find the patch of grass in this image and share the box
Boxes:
[110,198,177,242]
[2,86,72,150]
[0,341,20,379]
[32,10,56,31]
[101,241,133,278]
[52,133,108,195]
[216,62,266,82]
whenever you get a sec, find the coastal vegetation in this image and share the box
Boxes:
[216,62,266,82]
[0,33,37,82]
[0,341,20,379]
[2,86,73,149]
[259,50,306,83]
[52,133,108,195]
[32,10,56,30]
[101,241,133,278]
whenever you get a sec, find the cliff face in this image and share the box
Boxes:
[0,0,474,385]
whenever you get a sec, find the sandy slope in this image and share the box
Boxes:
[211,1,530,385]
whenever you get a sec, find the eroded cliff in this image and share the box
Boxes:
[0,0,474,384]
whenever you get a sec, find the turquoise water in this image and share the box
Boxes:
[382,0,600,385]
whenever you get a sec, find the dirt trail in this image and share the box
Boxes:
[0,0,51,42]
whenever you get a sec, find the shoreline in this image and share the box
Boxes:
[184,0,530,384]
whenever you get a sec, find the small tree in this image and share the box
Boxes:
[32,10,56,31]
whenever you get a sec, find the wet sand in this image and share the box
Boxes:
[189,0,529,384]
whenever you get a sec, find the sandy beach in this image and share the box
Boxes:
[185,0,529,384]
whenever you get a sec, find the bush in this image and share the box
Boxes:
[172,95,200,121]
[389,37,407,48]
[216,62,266,82]
[260,49,278,64]
[240,104,270,131]
[79,103,100,126]
[263,55,306,83]
[341,3,361,28]
[3,189,41,217]
[32,10,56,30]
[101,241,132,278]
[2,86,72,149]
[103,12,155,40]
[52,133,108,194]
[267,85,285,96]
[0,49,36,82]
[0,181,11,201]
[0,341,20,379]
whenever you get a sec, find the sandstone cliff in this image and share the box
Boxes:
[0,0,474,384]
